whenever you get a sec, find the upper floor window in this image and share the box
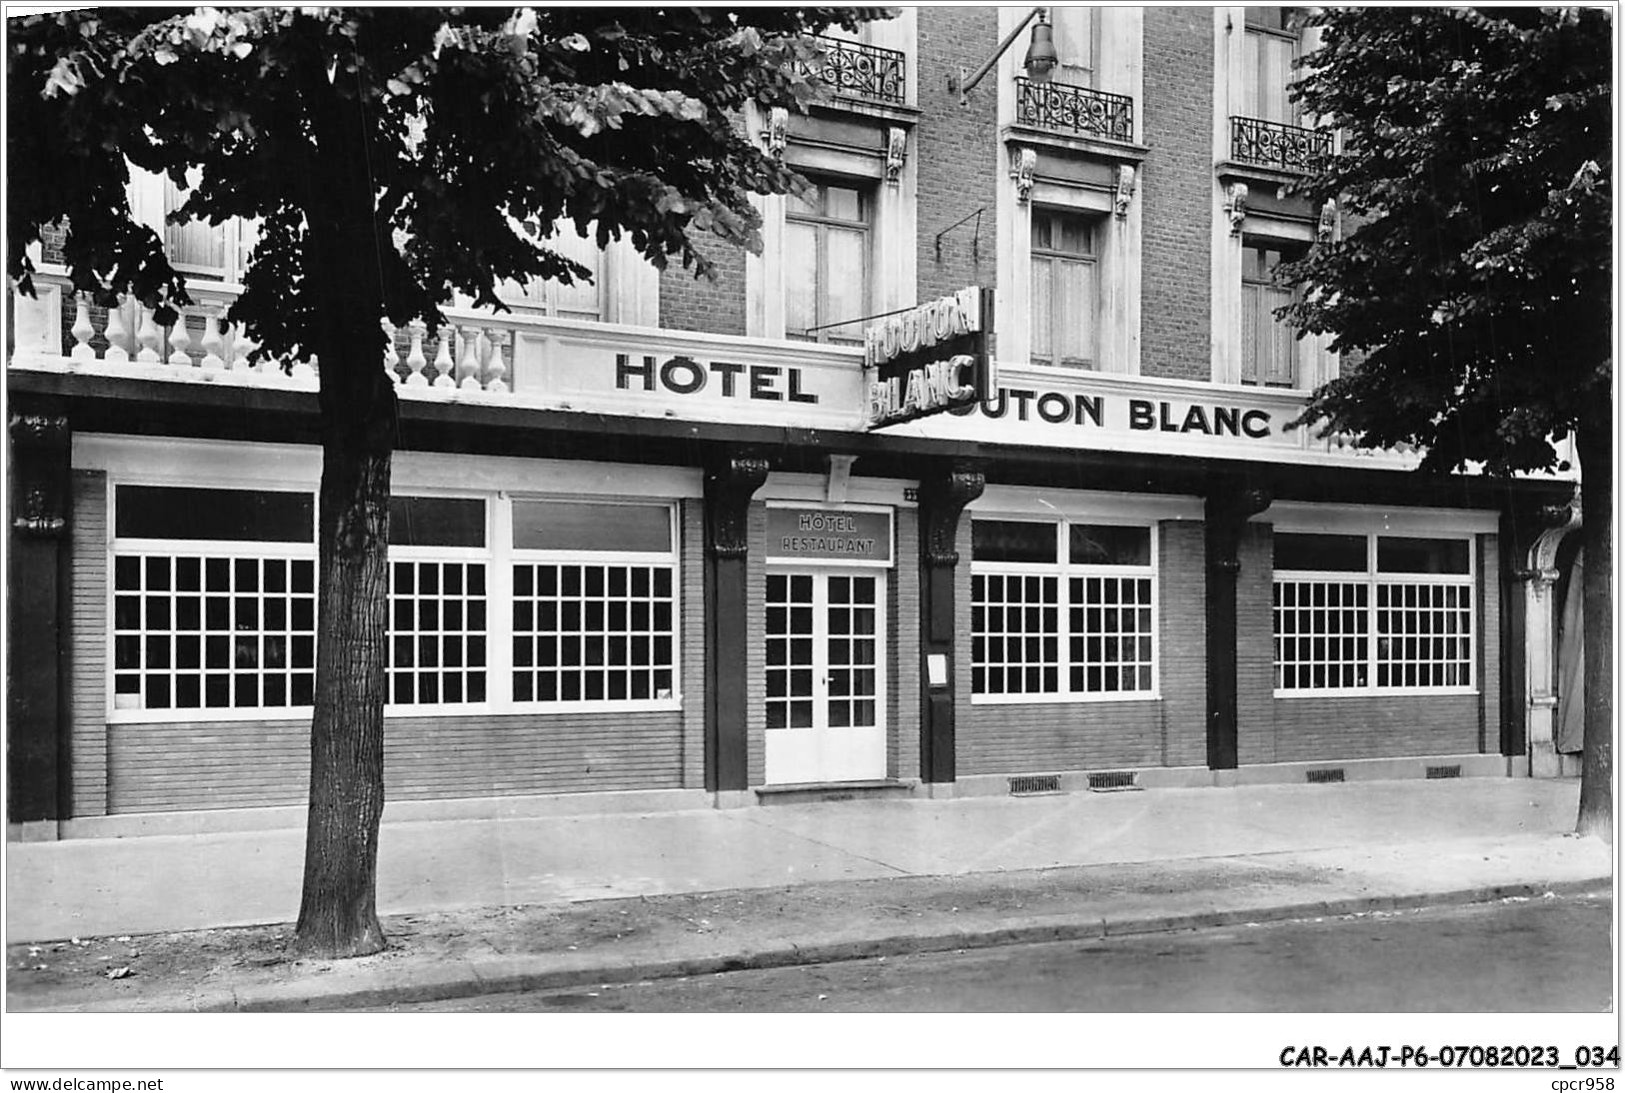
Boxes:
[154,170,258,283]
[1242,7,1302,123]
[1049,7,1096,87]
[1241,242,1300,387]
[496,220,604,322]
[1030,208,1098,369]
[785,179,871,346]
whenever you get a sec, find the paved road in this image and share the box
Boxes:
[382,890,1613,1012]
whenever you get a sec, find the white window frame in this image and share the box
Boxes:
[1272,530,1477,698]
[1241,7,1302,125]
[1029,205,1101,369]
[506,497,683,714]
[107,481,318,724]
[386,493,494,715]
[1240,239,1302,387]
[970,518,1159,705]
[783,176,873,346]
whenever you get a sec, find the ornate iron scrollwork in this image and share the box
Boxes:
[1229,115,1333,174]
[1014,77,1135,143]
[797,36,907,106]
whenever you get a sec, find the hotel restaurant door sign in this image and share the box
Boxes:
[864,285,995,429]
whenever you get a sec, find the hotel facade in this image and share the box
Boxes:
[6,7,1584,838]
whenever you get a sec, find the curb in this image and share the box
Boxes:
[190,877,1608,1013]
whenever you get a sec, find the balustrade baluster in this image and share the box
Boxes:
[135,308,163,363]
[200,309,227,370]
[103,302,132,363]
[457,326,483,390]
[70,295,96,360]
[405,323,428,386]
[484,327,508,394]
[431,331,455,387]
[166,314,193,366]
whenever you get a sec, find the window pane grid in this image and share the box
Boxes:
[765,572,816,729]
[1068,575,1155,694]
[1376,582,1473,689]
[511,562,675,704]
[970,571,1062,696]
[1272,579,1369,690]
[113,551,316,711]
[389,559,488,706]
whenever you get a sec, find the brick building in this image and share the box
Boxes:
[7,7,1583,838]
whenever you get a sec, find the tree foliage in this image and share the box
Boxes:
[1279,6,1611,472]
[9,6,887,348]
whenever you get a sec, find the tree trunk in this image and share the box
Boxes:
[292,64,400,956]
[1575,406,1612,843]
[293,410,393,957]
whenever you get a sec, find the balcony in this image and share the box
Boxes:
[1014,77,1134,143]
[796,35,907,107]
[1229,116,1332,174]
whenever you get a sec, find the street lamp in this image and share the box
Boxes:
[953,8,1059,107]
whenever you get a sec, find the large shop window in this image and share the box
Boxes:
[970,519,1156,700]
[112,486,316,713]
[111,488,682,719]
[510,500,678,705]
[1273,533,1475,694]
[1030,208,1099,369]
[389,496,489,707]
[785,178,872,346]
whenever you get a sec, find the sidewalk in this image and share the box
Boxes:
[5,777,1612,1011]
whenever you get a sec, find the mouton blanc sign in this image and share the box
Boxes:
[864,286,995,429]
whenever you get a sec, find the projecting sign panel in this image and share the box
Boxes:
[863,286,996,429]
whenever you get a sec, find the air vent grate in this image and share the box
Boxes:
[1306,768,1346,784]
[1425,765,1462,780]
[1009,774,1061,796]
[1088,770,1138,791]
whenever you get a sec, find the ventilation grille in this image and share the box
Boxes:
[1306,768,1346,784]
[1087,770,1138,791]
[1426,765,1462,780]
[1009,774,1061,796]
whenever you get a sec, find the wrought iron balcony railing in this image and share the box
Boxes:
[1230,116,1333,174]
[797,35,906,106]
[1014,77,1134,143]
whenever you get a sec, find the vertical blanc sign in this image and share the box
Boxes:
[864,286,995,429]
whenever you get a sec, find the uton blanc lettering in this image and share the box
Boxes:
[616,354,817,403]
[952,389,1270,438]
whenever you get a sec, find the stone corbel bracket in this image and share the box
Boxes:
[703,455,771,558]
[1114,165,1137,219]
[1317,198,1337,243]
[885,127,907,186]
[1224,181,1249,236]
[1010,147,1036,205]
[762,106,789,161]
[918,465,986,567]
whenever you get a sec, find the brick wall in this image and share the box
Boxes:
[659,235,747,336]
[107,710,685,813]
[679,498,706,788]
[1140,7,1213,380]
[960,701,1165,774]
[1479,533,1501,754]
[69,470,109,818]
[915,7,1001,308]
[1236,522,1277,764]
[1271,696,1481,762]
[745,502,768,786]
[1158,520,1207,767]
[892,506,921,780]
